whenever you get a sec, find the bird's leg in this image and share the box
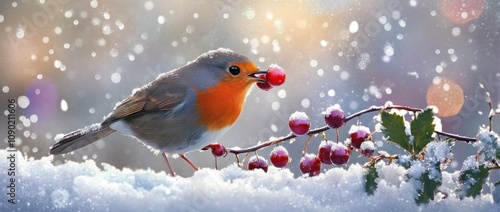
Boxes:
[180,154,199,171]
[162,153,175,177]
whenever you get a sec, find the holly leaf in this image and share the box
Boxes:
[364,162,379,196]
[458,165,490,199]
[411,109,435,154]
[415,164,441,205]
[381,111,412,153]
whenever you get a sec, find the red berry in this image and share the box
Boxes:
[330,142,350,166]
[299,153,321,177]
[289,111,310,136]
[266,64,286,86]
[318,140,333,165]
[349,125,371,149]
[248,156,269,172]
[256,74,273,91]
[323,104,346,129]
[360,140,376,158]
[269,146,290,168]
[209,143,227,157]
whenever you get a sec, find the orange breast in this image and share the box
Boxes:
[195,79,252,131]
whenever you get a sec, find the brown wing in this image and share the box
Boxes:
[101,75,187,126]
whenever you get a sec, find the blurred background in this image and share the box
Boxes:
[0,0,499,177]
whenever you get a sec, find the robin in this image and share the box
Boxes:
[49,48,268,176]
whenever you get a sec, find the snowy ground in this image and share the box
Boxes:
[1,149,498,211]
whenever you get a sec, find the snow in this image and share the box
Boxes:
[360,140,376,151]
[475,127,499,163]
[330,141,348,151]
[270,145,288,156]
[323,104,343,116]
[319,140,333,149]
[408,160,426,179]
[248,155,267,164]
[82,123,102,134]
[2,149,498,211]
[348,125,370,134]
[54,134,64,142]
[424,141,454,170]
[289,111,309,121]
[461,155,479,172]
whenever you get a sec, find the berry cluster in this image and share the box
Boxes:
[199,94,500,205]
[256,64,286,91]
[288,104,373,176]
[206,104,375,176]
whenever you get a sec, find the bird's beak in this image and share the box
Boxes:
[248,69,268,83]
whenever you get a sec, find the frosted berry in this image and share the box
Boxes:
[256,74,273,91]
[299,153,321,177]
[330,142,350,166]
[349,125,371,149]
[318,140,334,165]
[209,143,227,157]
[269,146,290,168]
[266,64,286,86]
[360,140,376,158]
[323,104,346,129]
[248,156,269,172]
[289,111,310,136]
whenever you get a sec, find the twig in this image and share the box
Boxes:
[227,105,477,155]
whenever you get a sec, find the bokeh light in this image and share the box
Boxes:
[439,0,485,25]
[426,77,464,117]
[24,80,58,123]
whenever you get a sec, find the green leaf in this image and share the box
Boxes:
[415,164,441,205]
[364,162,379,196]
[496,146,500,160]
[458,165,490,199]
[381,111,412,153]
[411,109,435,154]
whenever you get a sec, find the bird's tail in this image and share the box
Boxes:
[49,123,115,155]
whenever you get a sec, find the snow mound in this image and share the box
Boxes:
[1,149,498,211]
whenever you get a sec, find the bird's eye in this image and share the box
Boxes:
[228,66,240,75]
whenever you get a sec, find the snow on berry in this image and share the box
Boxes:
[348,125,371,149]
[360,140,376,158]
[266,64,286,86]
[289,111,311,136]
[248,155,269,172]
[318,140,334,165]
[330,142,350,165]
[299,153,321,177]
[323,104,346,129]
[269,146,290,168]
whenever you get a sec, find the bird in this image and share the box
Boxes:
[49,48,268,176]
